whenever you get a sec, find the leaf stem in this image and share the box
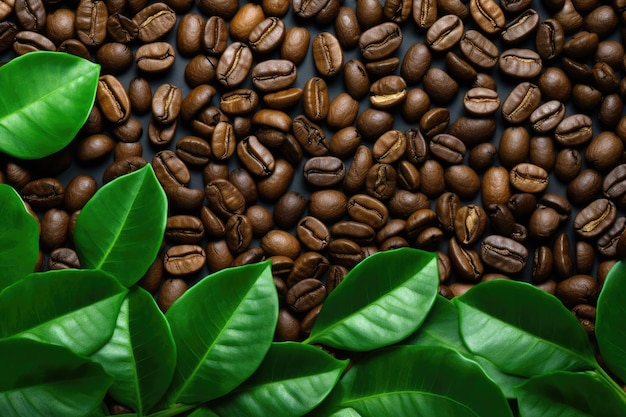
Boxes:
[594,365,626,402]
[146,403,199,417]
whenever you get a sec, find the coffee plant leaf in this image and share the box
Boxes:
[328,408,363,417]
[0,51,99,159]
[0,269,126,355]
[516,371,626,416]
[402,295,526,398]
[336,345,512,417]
[0,338,112,417]
[92,287,176,415]
[164,261,278,404]
[210,342,348,417]
[305,248,439,351]
[596,260,626,384]
[0,184,39,291]
[455,280,596,377]
[74,164,167,288]
[187,408,220,417]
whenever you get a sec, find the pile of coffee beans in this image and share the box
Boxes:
[1,0,625,343]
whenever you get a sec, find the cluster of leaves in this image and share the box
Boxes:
[1,163,626,417]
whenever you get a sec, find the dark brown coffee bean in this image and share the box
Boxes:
[468,143,497,172]
[75,134,114,163]
[303,156,345,187]
[419,108,450,139]
[365,163,396,200]
[287,252,330,288]
[261,230,301,259]
[308,190,348,223]
[480,235,528,274]
[248,17,285,53]
[535,19,565,60]
[133,2,176,42]
[501,9,539,44]
[499,48,542,79]
[454,204,487,245]
[597,217,626,258]
[96,75,131,124]
[470,0,504,34]
[312,31,343,77]
[528,207,561,239]
[343,59,370,100]
[372,130,406,165]
[538,193,571,222]
[331,221,375,246]
[423,68,459,104]
[157,278,188,312]
[286,279,325,313]
[224,214,253,254]
[236,136,275,177]
[463,88,499,116]
[357,109,395,142]
[64,175,97,212]
[585,132,623,172]
[347,193,389,229]
[436,192,461,234]
[0,22,17,53]
[419,159,446,198]
[397,161,421,191]
[448,117,496,146]
[335,6,361,49]
[205,179,246,220]
[359,22,402,61]
[388,190,429,219]
[257,159,295,201]
[22,178,65,209]
[401,42,431,84]
[449,237,483,281]
[426,15,464,52]
[429,134,466,164]
[280,26,310,65]
[217,42,253,88]
[370,75,407,109]
[49,247,81,270]
[327,93,360,130]
[567,169,602,206]
[501,82,541,124]
[574,199,617,238]
[103,157,148,183]
[460,30,499,69]
[412,0,437,29]
[165,215,205,244]
[529,100,565,133]
[296,216,330,251]
[163,245,205,276]
[327,238,365,268]
[205,239,234,272]
[445,165,480,200]
[303,77,330,122]
[555,275,598,308]
[273,191,307,229]
[175,13,204,57]
[555,148,582,182]
[292,115,329,156]
[252,59,297,93]
[128,77,152,115]
[482,166,512,207]
[40,209,69,251]
[76,0,108,46]
[603,164,626,206]
[151,84,182,126]
[510,163,549,193]
[532,246,553,283]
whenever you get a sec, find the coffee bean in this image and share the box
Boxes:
[76,0,108,46]
[261,230,301,259]
[165,215,205,244]
[164,245,206,276]
[296,216,330,251]
[49,247,81,270]
[303,77,330,121]
[303,156,346,187]
[309,189,348,222]
[312,31,343,77]
[286,278,326,313]
[273,191,307,229]
[449,237,483,281]
[574,199,617,238]
[157,278,188,312]
[133,2,176,42]
[480,235,528,274]
[555,275,598,308]
[510,163,549,193]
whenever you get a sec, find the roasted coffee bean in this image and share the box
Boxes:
[308,189,348,223]
[230,246,265,268]
[133,2,176,42]
[327,93,360,130]
[76,0,108,46]
[303,77,330,122]
[331,221,376,246]
[335,6,361,49]
[365,163,396,200]
[501,9,539,44]
[538,67,572,102]
[435,192,461,234]
[555,275,598,308]
[157,278,188,312]
[0,22,18,53]
[275,308,300,341]
[205,178,246,220]
[423,68,458,104]
[151,84,182,126]
[312,32,343,77]
[499,48,542,79]
[574,199,617,238]
[370,75,407,109]
[468,143,497,172]
[292,115,329,156]
[426,15,463,52]
[463,88,499,116]
[257,159,295,201]
[184,54,217,87]
[200,16,227,55]
[106,13,139,43]
[343,59,370,100]
[248,17,285,53]
[128,77,152,115]
[206,239,234,272]
[412,0,437,29]
[388,190,429,219]
[303,156,345,187]
[482,166,512,207]
[419,108,449,139]
[287,252,330,287]
[103,156,148,183]
[237,136,275,177]
[64,175,97,212]
[164,245,205,276]
[528,206,561,239]
[229,168,257,206]
[531,245,553,283]
[510,163,549,193]
[480,235,528,274]
[219,88,259,115]
[470,0,504,34]
[273,191,307,229]
[22,178,65,209]
[529,100,565,133]
[346,193,388,230]
[535,19,565,60]
[401,42,431,85]
[498,126,530,169]
[418,159,445,198]
[224,214,253,254]
[175,136,211,167]
[327,238,365,268]
[597,217,626,257]
[486,203,515,236]
[449,237,483,281]
[429,134,466,164]
[261,230,301,260]
[445,165,480,200]
[599,94,623,128]
[40,209,69,250]
[371,130,405,165]
[405,208,437,239]
[175,13,203,57]
[296,216,330,251]
[210,121,236,161]
[396,161,421,191]
[96,42,133,74]
[357,109,395,142]
[263,88,303,110]
[97,75,131,124]
[585,132,623,172]
[252,59,297,93]
[401,88,430,123]
[460,30,499,69]
[165,215,205,244]
[501,82,541,124]
[603,164,626,206]
[555,148,582,182]
[280,26,310,65]
[286,278,325,313]
[217,42,253,88]
[359,22,402,61]
[454,204,487,245]
[567,168,602,206]
[48,247,81,270]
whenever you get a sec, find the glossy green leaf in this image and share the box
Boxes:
[0,269,127,355]
[306,248,439,351]
[187,407,220,417]
[0,184,39,291]
[74,164,167,287]
[328,408,363,417]
[516,371,626,417]
[596,260,626,383]
[0,338,112,417]
[0,51,99,159]
[337,345,513,417]
[455,280,596,377]
[402,295,526,398]
[165,261,278,404]
[210,342,348,417]
[92,287,176,416]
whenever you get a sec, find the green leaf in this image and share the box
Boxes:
[455,280,596,377]
[0,51,99,159]
[337,345,513,417]
[402,295,526,398]
[187,408,220,417]
[516,371,626,417]
[210,342,348,417]
[0,269,127,355]
[596,260,626,383]
[165,261,278,404]
[328,409,363,417]
[92,287,176,416]
[306,248,439,351]
[0,338,112,417]
[0,184,39,291]
[74,164,168,287]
